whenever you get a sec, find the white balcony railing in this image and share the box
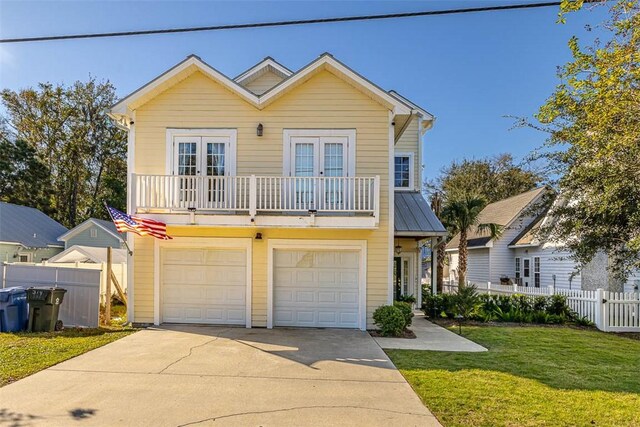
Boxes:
[133,174,379,219]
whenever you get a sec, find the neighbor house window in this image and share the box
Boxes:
[534,257,541,288]
[394,153,414,189]
[90,228,98,238]
[18,253,31,263]
[515,257,521,285]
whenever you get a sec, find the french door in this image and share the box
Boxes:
[290,136,348,210]
[173,136,229,207]
[523,258,531,287]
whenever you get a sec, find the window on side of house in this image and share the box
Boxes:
[18,253,31,263]
[90,228,98,238]
[514,257,522,285]
[534,257,541,288]
[394,154,413,189]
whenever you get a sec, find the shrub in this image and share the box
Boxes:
[396,294,417,304]
[423,293,457,318]
[533,296,549,312]
[454,283,481,319]
[394,301,414,327]
[373,305,406,336]
[573,316,595,327]
[548,294,573,317]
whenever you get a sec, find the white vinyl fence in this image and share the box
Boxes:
[42,261,126,305]
[1,263,100,328]
[443,280,640,332]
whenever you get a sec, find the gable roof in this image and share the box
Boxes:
[234,56,293,84]
[445,187,548,251]
[110,53,414,119]
[508,213,545,247]
[57,218,122,243]
[48,245,127,264]
[0,202,67,248]
[395,192,447,237]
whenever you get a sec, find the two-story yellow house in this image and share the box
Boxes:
[109,53,446,330]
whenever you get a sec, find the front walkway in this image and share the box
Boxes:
[0,326,441,426]
[374,313,488,352]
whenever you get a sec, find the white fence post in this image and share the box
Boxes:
[595,288,605,331]
[487,281,491,295]
[548,285,554,296]
[513,283,518,293]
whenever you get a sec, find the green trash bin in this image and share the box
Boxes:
[26,287,67,332]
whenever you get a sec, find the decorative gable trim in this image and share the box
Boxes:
[57,219,122,243]
[110,53,413,119]
[234,57,293,84]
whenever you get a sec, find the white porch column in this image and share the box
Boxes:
[431,237,438,295]
[417,241,423,308]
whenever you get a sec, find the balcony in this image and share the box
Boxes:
[132,174,380,228]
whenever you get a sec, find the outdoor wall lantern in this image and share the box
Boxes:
[395,243,402,255]
[257,123,263,137]
[255,232,263,240]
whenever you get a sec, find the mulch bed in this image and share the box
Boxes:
[368,329,417,339]
[429,317,613,333]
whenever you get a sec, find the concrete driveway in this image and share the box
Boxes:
[0,326,440,426]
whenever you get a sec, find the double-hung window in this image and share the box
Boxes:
[394,153,414,189]
[514,257,521,285]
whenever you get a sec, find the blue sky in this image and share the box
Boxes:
[0,0,608,183]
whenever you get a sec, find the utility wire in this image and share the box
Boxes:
[0,1,597,44]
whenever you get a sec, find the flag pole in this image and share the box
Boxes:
[104,201,133,256]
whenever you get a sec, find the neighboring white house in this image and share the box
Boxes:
[446,188,639,292]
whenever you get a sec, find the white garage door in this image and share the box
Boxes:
[273,249,360,328]
[161,248,247,325]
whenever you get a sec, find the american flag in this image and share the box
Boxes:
[106,206,172,240]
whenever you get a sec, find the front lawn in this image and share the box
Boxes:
[0,328,134,386]
[387,326,640,427]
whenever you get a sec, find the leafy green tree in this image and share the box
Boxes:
[0,134,53,213]
[426,154,542,204]
[527,0,640,282]
[442,194,502,286]
[1,78,126,226]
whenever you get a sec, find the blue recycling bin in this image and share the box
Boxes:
[0,287,28,332]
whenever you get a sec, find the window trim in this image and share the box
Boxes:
[18,253,32,263]
[394,152,415,190]
[90,228,98,238]
[165,128,237,176]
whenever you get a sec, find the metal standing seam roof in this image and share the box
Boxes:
[0,202,67,248]
[394,191,447,237]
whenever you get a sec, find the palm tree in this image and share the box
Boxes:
[443,194,502,286]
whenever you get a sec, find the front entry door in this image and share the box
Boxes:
[393,255,413,301]
[523,258,531,287]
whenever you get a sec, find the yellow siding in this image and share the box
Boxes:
[133,69,390,328]
[242,70,285,95]
[394,117,420,190]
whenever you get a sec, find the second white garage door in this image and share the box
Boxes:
[273,249,360,328]
[161,248,247,325]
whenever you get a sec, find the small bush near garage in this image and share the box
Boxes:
[393,301,414,327]
[373,305,406,336]
[423,291,579,325]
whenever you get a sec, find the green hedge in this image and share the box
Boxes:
[423,291,578,325]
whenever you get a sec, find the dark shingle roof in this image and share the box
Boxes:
[394,192,447,237]
[446,187,547,250]
[0,202,67,248]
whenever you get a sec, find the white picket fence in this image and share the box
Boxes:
[1,263,100,328]
[442,280,640,332]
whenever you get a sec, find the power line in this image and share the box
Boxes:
[0,1,596,44]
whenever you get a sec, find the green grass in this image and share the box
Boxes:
[0,328,134,387]
[387,326,640,427]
